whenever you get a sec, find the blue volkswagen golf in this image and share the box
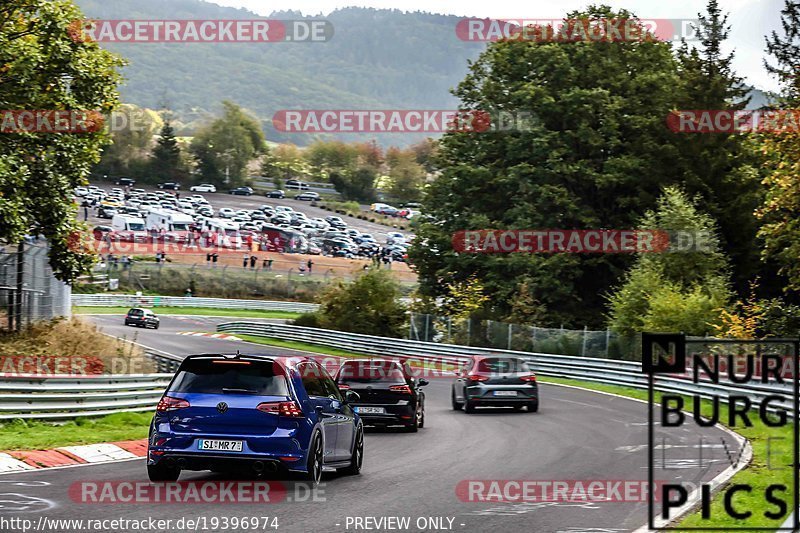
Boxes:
[147,353,364,484]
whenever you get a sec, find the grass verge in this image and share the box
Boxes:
[539,376,793,529]
[0,412,152,451]
[237,334,362,358]
[74,306,301,320]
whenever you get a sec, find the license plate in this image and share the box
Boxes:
[198,439,243,452]
[355,406,385,414]
[494,390,518,396]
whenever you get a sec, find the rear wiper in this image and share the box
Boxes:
[221,387,257,394]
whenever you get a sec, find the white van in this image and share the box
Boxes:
[145,209,194,243]
[201,218,242,248]
[111,214,148,242]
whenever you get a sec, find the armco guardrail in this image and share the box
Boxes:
[216,322,794,410]
[72,294,318,313]
[0,374,173,420]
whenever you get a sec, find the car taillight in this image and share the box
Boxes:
[156,396,189,412]
[467,374,490,382]
[521,374,537,382]
[257,401,304,418]
[389,384,413,394]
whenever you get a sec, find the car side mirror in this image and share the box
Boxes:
[345,390,360,404]
[418,379,429,387]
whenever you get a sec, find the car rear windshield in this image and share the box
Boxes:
[169,359,290,395]
[337,361,406,384]
[476,358,531,374]
[127,309,143,317]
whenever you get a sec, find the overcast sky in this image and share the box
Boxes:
[203,0,787,92]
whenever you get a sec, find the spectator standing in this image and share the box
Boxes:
[307,258,314,273]
[212,253,219,267]
[250,255,257,269]
[243,253,249,268]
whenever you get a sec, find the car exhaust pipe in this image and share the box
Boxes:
[176,458,186,469]
[265,462,277,472]
[253,461,265,473]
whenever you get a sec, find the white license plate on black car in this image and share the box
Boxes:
[355,406,385,414]
[198,439,243,452]
[494,390,518,396]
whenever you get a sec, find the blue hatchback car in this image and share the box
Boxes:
[147,353,364,484]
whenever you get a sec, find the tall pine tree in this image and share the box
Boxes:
[673,0,761,295]
[150,119,184,182]
[765,0,800,106]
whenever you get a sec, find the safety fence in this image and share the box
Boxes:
[1,324,793,421]
[216,322,795,412]
[71,294,319,313]
[0,373,172,420]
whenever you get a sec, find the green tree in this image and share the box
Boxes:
[150,118,185,182]
[330,167,377,202]
[310,269,407,337]
[607,187,732,336]
[764,0,800,105]
[409,6,686,327]
[387,150,425,202]
[190,101,265,186]
[757,0,800,292]
[673,0,761,294]
[92,104,162,182]
[0,0,123,281]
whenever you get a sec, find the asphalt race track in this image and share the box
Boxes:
[0,315,743,533]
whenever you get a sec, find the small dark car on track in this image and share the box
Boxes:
[451,356,539,413]
[124,308,160,329]
[147,354,364,483]
[334,359,427,432]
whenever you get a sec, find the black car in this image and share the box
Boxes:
[335,359,427,432]
[294,192,320,201]
[97,205,118,219]
[158,182,181,190]
[286,179,309,190]
[230,186,254,196]
[124,308,160,329]
[266,190,285,199]
[451,356,539,413]
[115,177,135,186]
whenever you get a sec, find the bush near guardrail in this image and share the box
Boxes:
[71,294,319,313]
[217,322,794,412]
[0,374,173,421]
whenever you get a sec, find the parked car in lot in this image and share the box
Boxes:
[294,191,320,201]
[124,308,160,329]
[451,356,539,413]
[229,186,254,196]
[158,182,181,190]
[218,208,235,218]
[335,359,427,432]
[146,354,364,483]
[115,177,135,187]
[285,179,309,190]
[97,205,118,219]
[190,184,217,193]
[265,189,285,198]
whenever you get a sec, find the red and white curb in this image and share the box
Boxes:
[1,440,147,472]
[178,331,242,341]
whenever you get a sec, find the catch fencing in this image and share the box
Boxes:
[0,241,72,330]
